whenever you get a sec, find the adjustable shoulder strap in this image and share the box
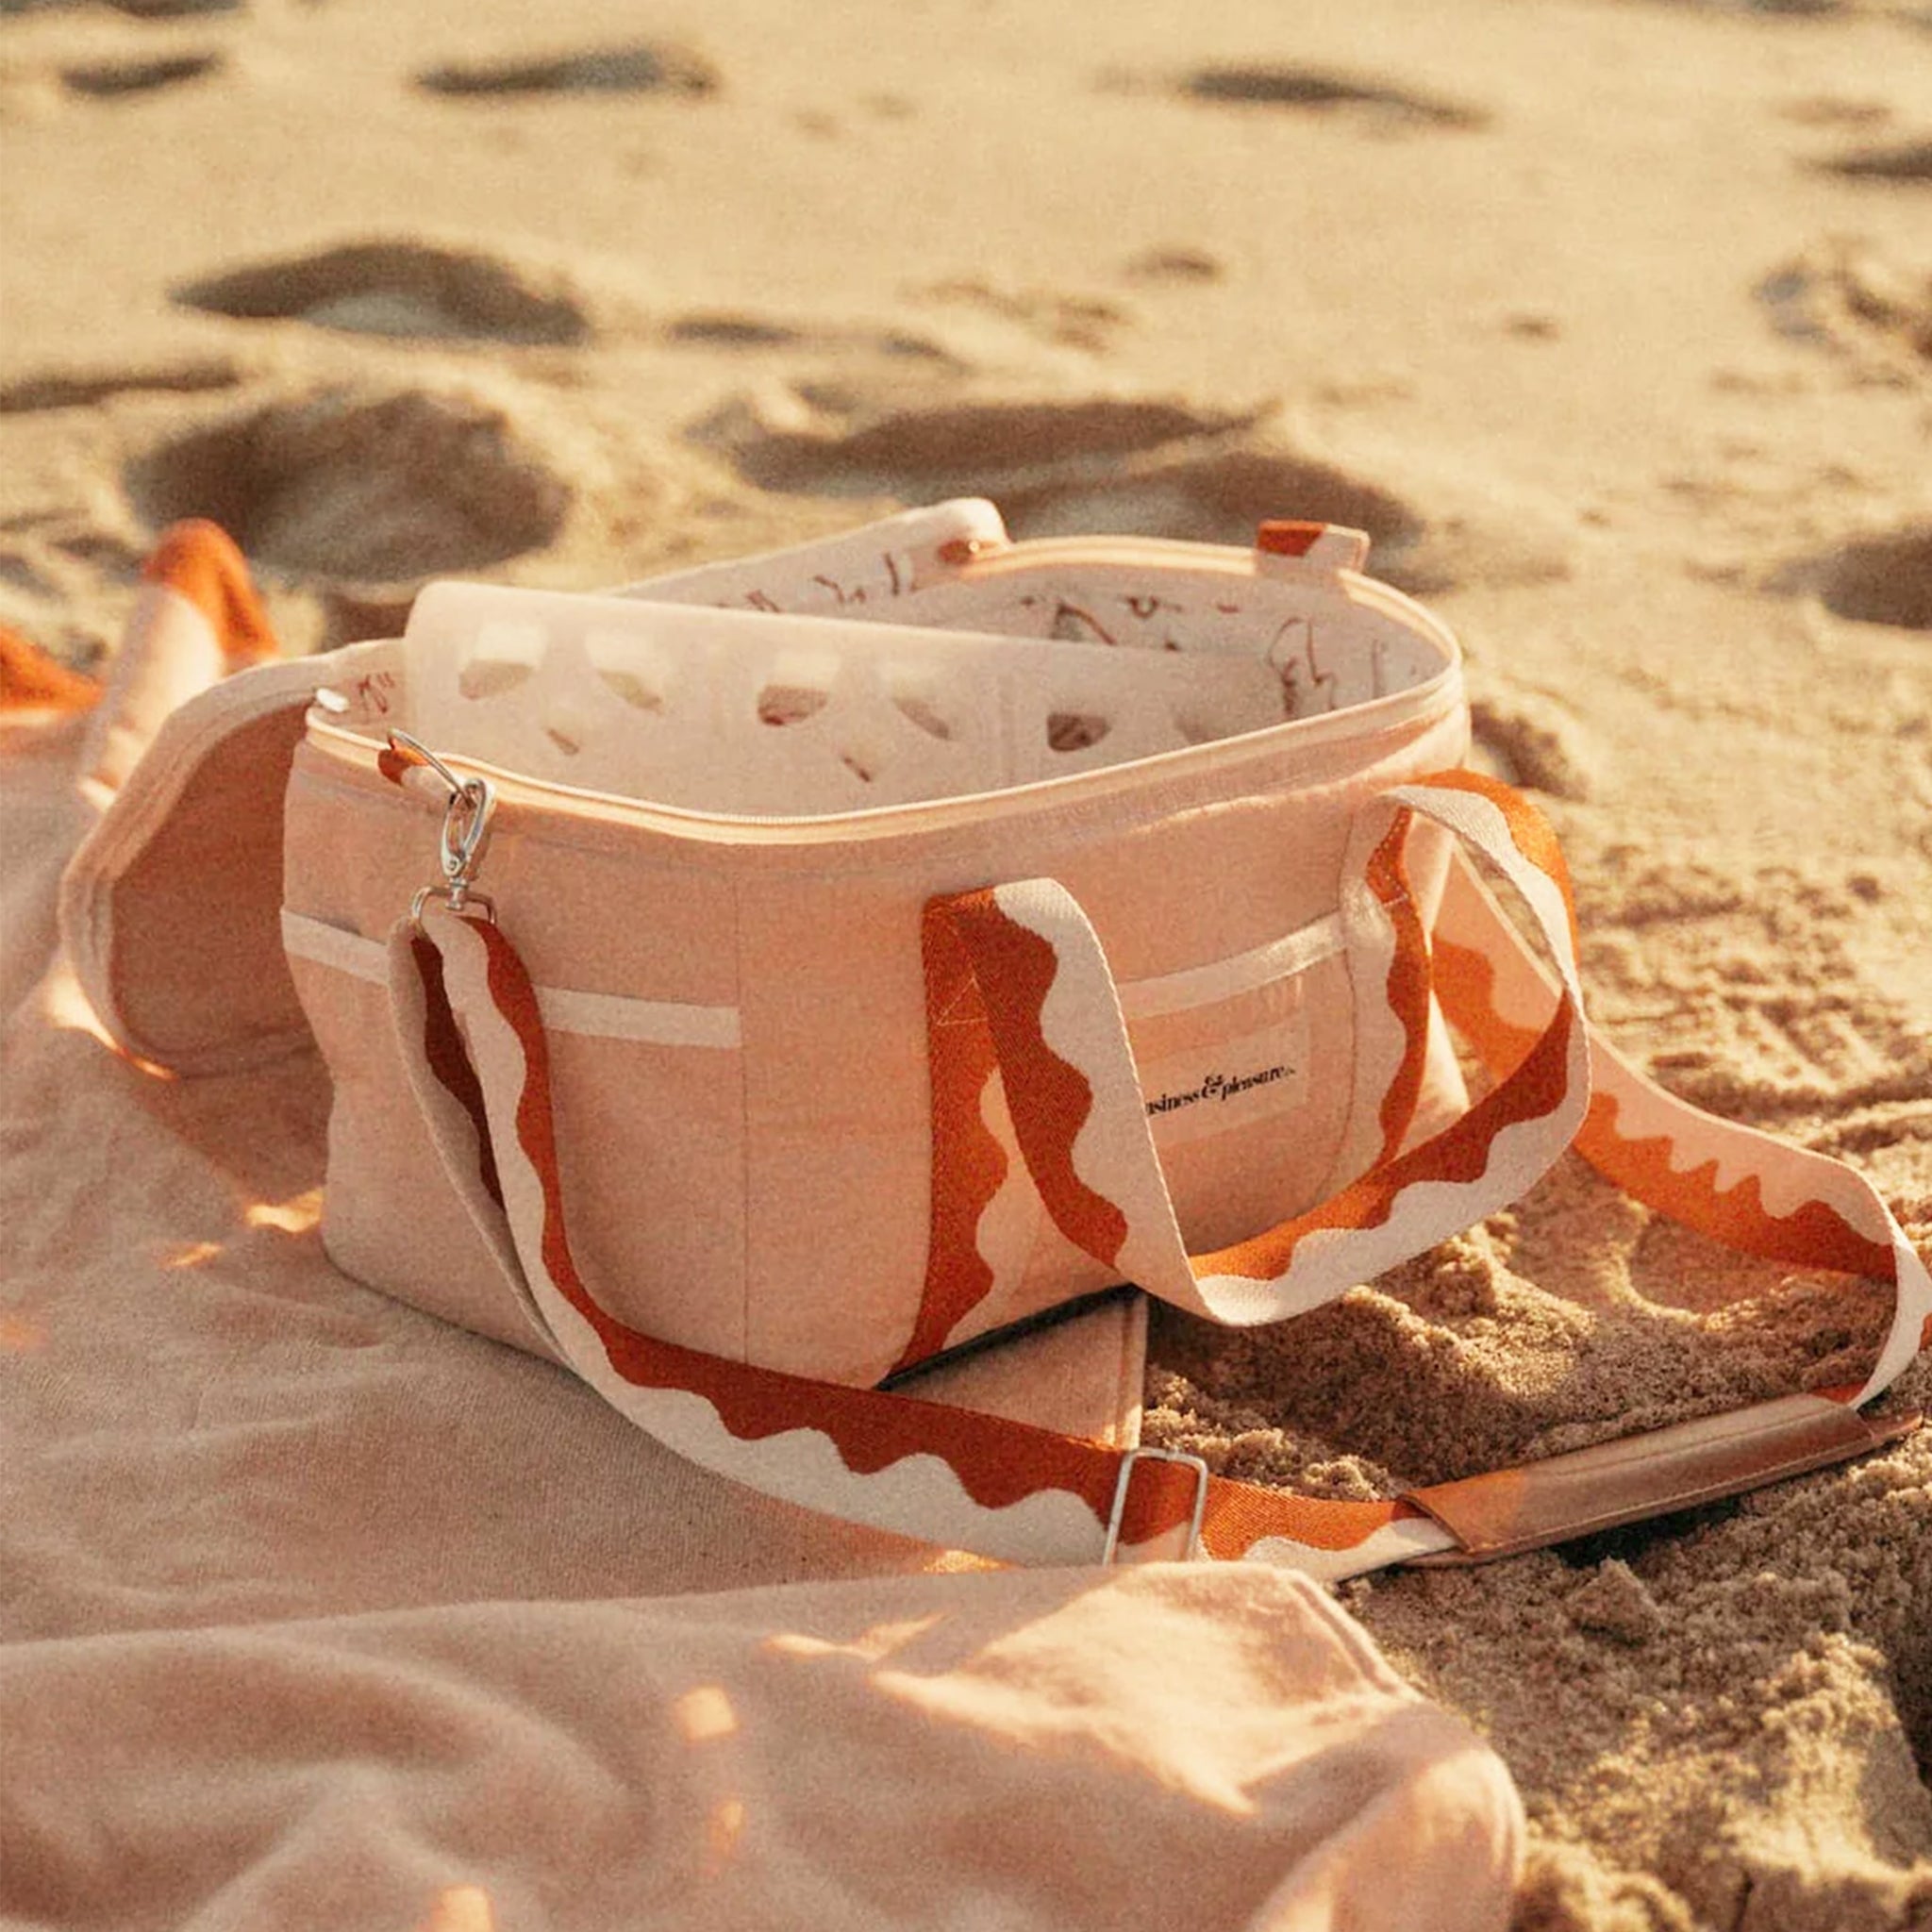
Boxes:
[391,884,1921,1581]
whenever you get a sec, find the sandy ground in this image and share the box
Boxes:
[3,0,1930,1925]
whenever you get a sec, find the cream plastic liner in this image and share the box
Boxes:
[307,659,1462,849]
[305,539,1463,845]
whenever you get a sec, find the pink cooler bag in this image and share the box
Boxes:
[62,503,1930,1579]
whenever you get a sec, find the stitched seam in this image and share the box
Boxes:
[730,873,752,1368]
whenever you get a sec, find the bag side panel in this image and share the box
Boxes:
[732,868,937,1386]
[291,958,552,1357]
[284,747,752,1364]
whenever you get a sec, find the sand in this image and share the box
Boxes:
[2,0,1929,1924]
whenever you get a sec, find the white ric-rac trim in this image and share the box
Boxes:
[281,909,744,1050]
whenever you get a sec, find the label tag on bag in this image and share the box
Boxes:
[1134,1012,1310,1148]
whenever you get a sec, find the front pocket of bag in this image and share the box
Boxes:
[541,1023,747,1364]
[284,931,550,1355]
[1125,957,1354,1256]
[284,909,749,1364]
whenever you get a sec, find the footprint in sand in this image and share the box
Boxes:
[0,509,150,668]
[1777,95,1893,128]
[1,0,240,14]
[59,52,221,97]
[1756,242,1932,379]
[1662,0,1844,13]
[0,358,240,413]
[1121,247,1226,288]
[175,240,594,347]
[667,316,815,350]
[0,550,59,598]
[665,310,962,370]
[694,390,1574,595]
[1467,687,1598,800]
[125,389,571,584]
[696,393,1262,491]
[908,280,1133,355]
[1175,65,1489,132]
[1819,136,1932,182]
[416,42,718,100]
[1812,526,1932,630]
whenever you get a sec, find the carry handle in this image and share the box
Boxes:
[914,766,1928,1409]
[913,770,1592,1339]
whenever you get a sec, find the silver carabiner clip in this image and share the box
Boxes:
[389,730,497,924]
[439,781,494,892]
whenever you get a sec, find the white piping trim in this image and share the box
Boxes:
[285,905,1341,1045]
[1117,913,1343,1021]
[281,909,743,1050]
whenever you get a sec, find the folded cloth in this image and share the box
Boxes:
[0,1565,1521,1932]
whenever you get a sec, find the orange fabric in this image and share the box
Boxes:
[1255,520,1325,558]
[1420,768,1581,958]
[1578,1094,1895,1282]
[893,908,1008,1374]
[1368,809,1433,1167]
[1433,931,1541,1074]
[410,934,504,1210]
[0,625,98,714]
[1203,1489,1423,1561]
[948,890,1129,1271]
[141,521,276,667]
[1436,931,1898,1283]
[378,739,433,787]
